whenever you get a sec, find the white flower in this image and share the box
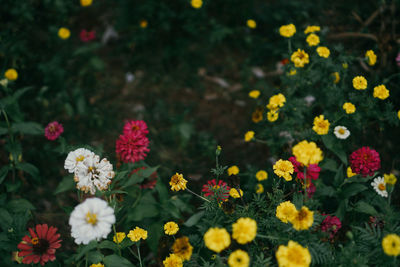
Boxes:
[304,95,316,106]
[69,198,115,245]
[334,126,350,139]
[64,148,95,173]
[371,176,388,197]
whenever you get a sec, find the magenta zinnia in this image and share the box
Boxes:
[202,179,231,202]
[289,156,320,180]
[349,147,381,177]
[321,215,342,239]
[18,224,62,266]
[44,121,64,141]
[123,120,149,136]
[116,131,150,163]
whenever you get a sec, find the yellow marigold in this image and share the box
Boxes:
[276,240,311,267]
[332,72,340,84]
[267,110,279,122]
[191,0,202,8]
[365,50,377,66]
[58,27,70,40]
[4,69,18,81]
[316,46,330,58]
[273,159,294,181]
[244,131,255,142]
[267,93,286,110]
[291,49,310,68]
[279,24,296,38]
[204,227,231,253]
[343,102,356,114]
[252,108,263,123]
[276,201,297,223]
[288,69,297,76]
[290,206,314,231]
[384,173,397,185]
[228,249,250,267]
[255,170,268,181]
[172,236,193,261]
[373,84,389,100]
[306,33,320,46]
[347,167,356,178]
[249,90,260,99]
[230,188,243,198]
[398,110,400,120]
[90,264,104,267]
[232,218,257,244]
[312,115,330,135]
[292,140,323,166]
[170,173,187,191]
[304,25,320,34]
[127,227,148,242]
[352,76,367,90]
[256,183,264,194]
[228,166,239,176]
[382,234,400,257]
[247,19,256,29]
[80,0,93,6]
[140,20,148,28]
[164,221,179,235]
[113,232,126,244]
[163,254,183,267]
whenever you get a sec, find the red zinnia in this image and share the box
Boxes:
[349,147,381,177]
[321,215,342,239]
[202,179,230,202]
[116,131,150,163]
[17,224,62,266]
[289,156,320,180]
[123,120,149,136]
[79,29,96,42]
[44,121,64,141]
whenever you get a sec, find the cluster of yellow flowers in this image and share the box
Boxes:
[127,226,148,242]
[266,93,286,122]
[312,114,330,135]
[352,76,390,100]
[276,201,314,230]
[292,140,323,166]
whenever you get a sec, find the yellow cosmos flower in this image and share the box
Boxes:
[347,167,356,178]
[279,24,296,38]
[113,232,126,244]
[228,250,250,267]
[139,20,148,28]
[127,227,147,242]
[170,173,188,191]
[80,0,93,7]
[58,27,70,39]
[304,25,320,34]
[273,159,294,181]
[252,108,263,123]
[267,110,279,122]
[316,46,330,58]
[163,254,183,267]
[244,131,255,142]
[276,201,297,223]
[373,84,389,100]
[249,90,260,99]
[290,206,314,231]
[365,50,377,66]
[191,0,202,8]
[4,69,18,81]
[230,188,243,198]
[255,170,268,181]
[276,241,311,267]
[306,33,320,46]
[384,173,397,185]
[172,236,193,261]
[204,227,231,253]
[164,221,179,235]
[232,218,257,244]
[332,72,340,84]
[247,19,256,29]
[312,115,330,135]
[291,49,310,68]
[343,102,356,114]
[255,183,264,194]
[228,165,239,176]
[292,140,323,166]
[352,76,367,90]
[90,264,104,267]
[382,234,400,257]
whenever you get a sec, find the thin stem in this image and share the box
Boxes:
[186,188,211,202]
[257,234,280,240]
[128,247,139,260]
[137,243,143,267]
[112,224,122,256]
[288,39,292,54]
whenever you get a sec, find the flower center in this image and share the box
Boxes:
[31,237,39,245]
[297,210,307,220]
[132,125,140,131]
[76,155,85,162]
[48,125,56,133]
[86,212,98,225]
[338,129,345,134]
[32,238,50,255]
[378,183,386,191]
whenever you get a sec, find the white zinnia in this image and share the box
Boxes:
[334,126,350,139]
[371,176,388,198]
[64,148,95,173]
[69,198,115,245]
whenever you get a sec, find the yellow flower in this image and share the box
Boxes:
[163,254,183,267]
[80,0,93,6]
[279,24,296,38]
[4,69,18,81]
[247,19,256,29]
[139,20,148,28]
[249,90,260,99]
[291,49,310,68]
[306,33,320,46]
[232,218,257,244]
[365,50,377,66]
[276,201,297,223]
[288,69,297,76]
[290,206,314,231]
[267,93,286,110]
[267,110,279,122]
[398,110,400,120]
[230,188,243,198]
[256,170,268,181]
[164,221,179,235]
[113,232,126,244]
[228,250,250,267]
[312,115,330,135]
[276,241,311,267]
[347,167,356,178]
[170,173,187,191]
[352,76,367,90]
[304,25,320,34]
[343,102,356,114]
[191,0,202,8]
[382,234,400,257]
[204,227,231,253]
[316,46,330,58]
[252,108,263,123]
[273,159,294,181]
[127,227,148,242]
[292,140,323,166]
[172,236,193,261]
[373,84,389,100]
[228,166,239,176]
[332,72,340,84]
[58,27,70,40]
[244,131,255,142]
[384,173,397,185]
[90,264,104,267]
[255,183,264,194]
[342,63,348,69]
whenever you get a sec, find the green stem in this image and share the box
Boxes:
[137,243,143,267]
[112,224,122,256]
[2,109,16,182]
[383,72,400,83]
[257,234,280,240]
[186,188,211,202]
[288,39,292,54]
[128,247,139,260]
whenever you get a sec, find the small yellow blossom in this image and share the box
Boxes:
[279,24,296,38]
[288,69,297,76]
[249,90,260,99]
[127,227,148,242]
[398,110,400,120]
[163,254,183,267]
[247,19,256,29]
[139,20,148,28]
[244,131,255,142]
[273,160,294,181]
[276,241,311,267]
[312,115,330,135]
[332,72,340,84]
[267,110,279,122]
[172,236,193,261]
[290,206,314,230]
[291,49,310,68]
[232,217,257,244]
[170,173,188,191]
[4,69,18,81]
[255,170,268,181]
[267,93,286,110]
[292,140,323,166]
[80,0,93,6]
[304,25,320,34]
[316,46,330,58]
[191,0,203,9]
[227,166,239,176]
[276,201,297,223]
[255,183,264,194]
[252,108,263,123]
[343,102,356,114]
[347,167,356,178]
[113,232,126,244]
[352,76,367,90]
[164,221,179,235]
[306,33,320,46]
[58,27,70,39]
[204,227,231,253]
[90,264,104,267]
[373,84,389,100]
[382,234,400,257]
[342,63,348,69]
[384,173,397,185]
[365,50,377,66]
[230,188,243,198]
[228,250,250,267]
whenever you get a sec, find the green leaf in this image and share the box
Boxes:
[0,208,13,231]
[15,162,39,181]
[54,176,75,194]
[121,166,159,188]
[0,166,9,184]
[315,183,336,197]
[0,127,8,136]
[321,135,348,165]
[87,251,104,264]
[335,199,348,220]
[320,158,337,172]
[353,201,378,216]
[98,240,118,251]
[184,211,205,227]
[333,165,344,187]
[146,222,163,253]
[103,255,134,267]
[339,183,368,199]
[8,199,35,213]
[12,122,43,135]
[74,240,98,261]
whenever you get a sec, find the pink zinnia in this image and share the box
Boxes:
[79,29,96,42]
[321,215,342,239]
[44,121,64,141]
[123,120,149,136]
[18,224,62,266]
[116,131,150,163]
[289,156,320,180]
[202,179,230,202]
[349,147,380,177]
